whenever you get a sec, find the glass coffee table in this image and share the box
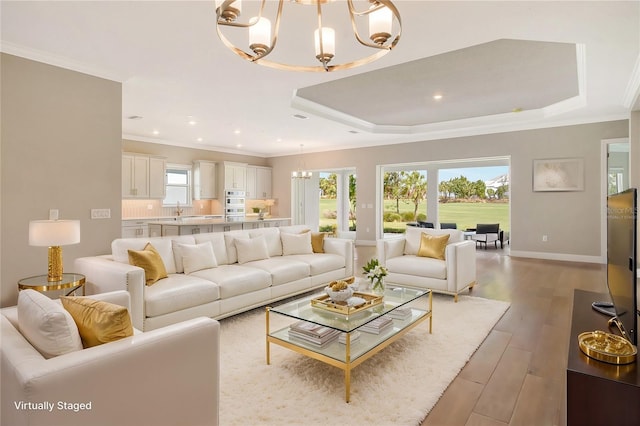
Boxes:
[266,285,432,402]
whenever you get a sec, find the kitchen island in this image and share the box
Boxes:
[148,217,291,237]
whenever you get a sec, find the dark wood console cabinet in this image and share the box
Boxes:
[567,290,639,426]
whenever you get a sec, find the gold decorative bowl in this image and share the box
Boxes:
[578,330,637,365]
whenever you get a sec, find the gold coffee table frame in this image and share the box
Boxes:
[266,287,432,403]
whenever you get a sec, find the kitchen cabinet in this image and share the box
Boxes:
[122,153,166,199]
[193,160,217,199]
[246,166,272,199]
[213,223,243,233]
[121,220,149,238]
[221,162,246,191]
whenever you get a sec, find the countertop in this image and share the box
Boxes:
[150,217,289,226]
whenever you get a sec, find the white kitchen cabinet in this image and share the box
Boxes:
[149,157,166,199]
[221,162,246,191]
[246,166,272,199]
[256,166,272,199]
[148,223,162,237]
[121,220,149,238]
[122,153,166,199]
[193,160,217,199]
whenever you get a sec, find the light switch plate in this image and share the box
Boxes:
[91,208,111,219]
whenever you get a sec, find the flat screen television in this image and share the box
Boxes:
[606,187,638,346]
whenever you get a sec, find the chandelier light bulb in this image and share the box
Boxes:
[314,27,335,64]
[249,16,271,56]
[369,5,392,45]
[216,0,242,22]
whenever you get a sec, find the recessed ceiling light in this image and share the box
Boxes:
[234,129,241,135]
[127,115,143,120]
[276,138,283,142]
[152,130,160,135]
[196,137,203,142]
[293,114,308,120]
[187,116,197,125]
[236,144,243,148]
[433,94,443,100]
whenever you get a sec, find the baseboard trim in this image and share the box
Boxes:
[509,250,604,264]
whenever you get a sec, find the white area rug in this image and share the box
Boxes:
[219,294,510,426]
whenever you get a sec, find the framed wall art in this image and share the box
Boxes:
[533,158,584,192]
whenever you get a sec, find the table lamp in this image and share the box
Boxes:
[29,220,81,282]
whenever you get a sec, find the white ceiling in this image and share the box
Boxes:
[1,1,639,157]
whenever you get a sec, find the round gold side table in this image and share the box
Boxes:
[18,273,86,297]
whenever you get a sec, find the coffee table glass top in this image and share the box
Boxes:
[269,286,429,333]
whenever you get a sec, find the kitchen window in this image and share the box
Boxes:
[163,164,192,206]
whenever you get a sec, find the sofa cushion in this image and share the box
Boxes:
[386,255,447,280]
[241,258,310,286]
[404,227,463,255]
[144,274,221,317]
[176,241,218,274]
[249,228,282,257]
[418,233,450,260]
[170,235,201,273]
[128,243,168,285]
[60,296,134,348]
[112,237,178,274]
[223,230,251,264]
[194,232,228,265]
[235,235,270,264]
[190,265,271,299]
[286,253,345,275]
[281,231,313,255]
[17,289,83,358]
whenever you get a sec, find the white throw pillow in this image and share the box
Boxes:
[281,231,313,255]
[235,235,270,264]
[179,242,218,275]
[17,289,83,359]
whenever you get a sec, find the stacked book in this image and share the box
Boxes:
[339,331,361,345]
[288,321,340,347]
[360,316,394,334]
[386,307,412,321]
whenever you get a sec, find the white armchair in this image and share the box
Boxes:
[1,291,220,426]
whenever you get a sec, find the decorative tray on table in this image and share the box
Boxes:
[311,292,383,315]
[578,330,637,365]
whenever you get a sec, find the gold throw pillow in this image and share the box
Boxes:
[60,297,134,348]
[128,242,168,285]
[417,233,450,260]
[310,232,325,253]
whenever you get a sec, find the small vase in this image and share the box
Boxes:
[371,277,385,296]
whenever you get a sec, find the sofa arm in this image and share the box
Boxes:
[376,238,405,265]
[445,241,477,292]
[1,316,220,426]
[74,256,146,331]
[323,238,354,277]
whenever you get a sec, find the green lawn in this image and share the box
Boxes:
[319,198,509,232]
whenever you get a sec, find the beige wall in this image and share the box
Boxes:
[1,54,122,307]
[269,120,629,261]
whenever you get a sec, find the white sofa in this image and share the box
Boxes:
[0,291,220,426]
[74,226,354,331]
[377,227,476,301]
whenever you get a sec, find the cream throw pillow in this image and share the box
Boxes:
[17,289,83,358]
[235,235,270,264]
[179,241,218,274]
[128,243,168,285]
[417,233,450,260]
[281,231,313,255]
[60,297,134,348]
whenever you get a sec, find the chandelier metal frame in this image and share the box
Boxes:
[215,0,402,72]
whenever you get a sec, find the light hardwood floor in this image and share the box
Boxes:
[354,244,608,426]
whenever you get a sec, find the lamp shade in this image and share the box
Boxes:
[29,220,80,247]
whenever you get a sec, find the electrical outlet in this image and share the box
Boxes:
[542,235,548,242]
[49,209,59,220]
[91,208,111,219]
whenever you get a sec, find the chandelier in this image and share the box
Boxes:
[214,0,401,72]
[292,144,312,179]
